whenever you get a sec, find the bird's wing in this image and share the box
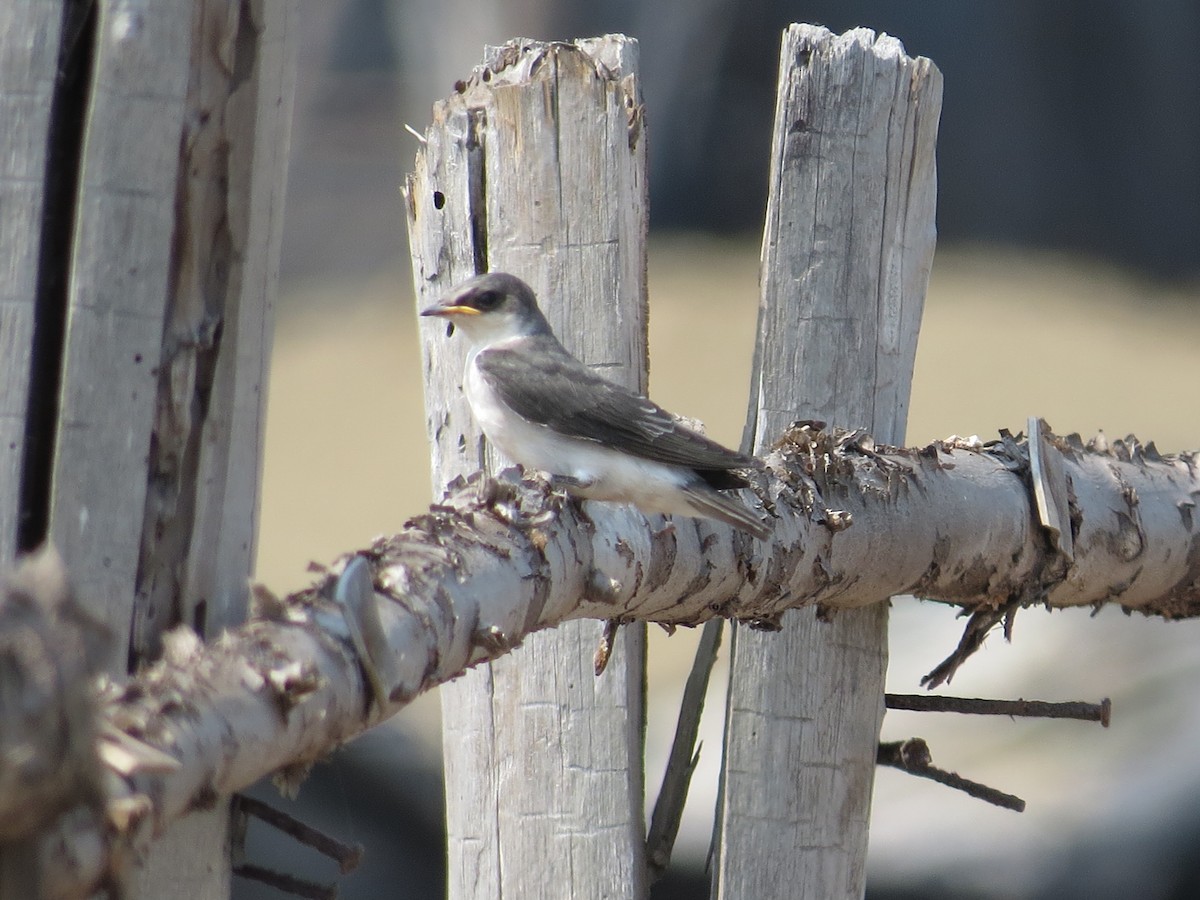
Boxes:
[476,337,761,472]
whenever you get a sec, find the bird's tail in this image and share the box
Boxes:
[680,484,771,541]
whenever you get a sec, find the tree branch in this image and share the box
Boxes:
[233,795,363,874]
[877,738,1026,812]
[4,424,1198,896]
[646,618,723,880]
[886,693,1111,725]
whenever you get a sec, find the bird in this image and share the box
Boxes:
[421,272,771,540]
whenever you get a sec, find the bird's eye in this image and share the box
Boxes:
[474,290,502,311]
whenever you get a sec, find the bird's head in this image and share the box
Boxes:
[421,272,552,345]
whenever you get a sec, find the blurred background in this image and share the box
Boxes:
[243,2,1200,897]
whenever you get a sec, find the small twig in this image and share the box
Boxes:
[235,794,364,874]
[646,617,724,881]
[593,618,621,675]
[877,738,1026,812]
[886,694,1111,727]
[232,863,337,900]
[921,598,1022,689]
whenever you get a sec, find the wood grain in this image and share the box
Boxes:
[717,24,942,899]
[48,0,193,672]
[407,36,649,900]
[0,0,64,566]
[128,2,297,896]
[0,0,296,895]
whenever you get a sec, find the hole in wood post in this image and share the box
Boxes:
[432,190,445,210]
[17,0,98,553]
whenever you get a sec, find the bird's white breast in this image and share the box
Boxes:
[463,349,697,515]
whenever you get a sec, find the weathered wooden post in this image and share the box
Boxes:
[407,36,650,899]
[0,1,296,896]
[716,25,941,898]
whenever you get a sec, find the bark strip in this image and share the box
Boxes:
[5,423,1196,897]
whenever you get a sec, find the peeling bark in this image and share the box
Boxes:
[0,549,105,842]
[4,424,1197,897]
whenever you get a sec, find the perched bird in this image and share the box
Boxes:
[421,272,771,540]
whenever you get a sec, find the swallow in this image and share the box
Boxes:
[421,272,770,540]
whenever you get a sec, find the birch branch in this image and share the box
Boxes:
[4,423,1198,896]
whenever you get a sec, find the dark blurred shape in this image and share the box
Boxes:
[329,0,397,71]
[624,0,1200,278]
[232,727,445,900]
[378,0,1200,278]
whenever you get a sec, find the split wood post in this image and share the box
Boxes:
[406,37,650,899]
[0,0,61,569]
[0,1,297,896]
[717,26,941,898]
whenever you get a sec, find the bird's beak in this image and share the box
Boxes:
[420,301,481,318]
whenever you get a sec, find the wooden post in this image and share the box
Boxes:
[406,37,649,900]
[0,1,296,896]
[716,25,941,898]
[0,0,69,569]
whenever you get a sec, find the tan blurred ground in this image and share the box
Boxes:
[256,239,1199,591]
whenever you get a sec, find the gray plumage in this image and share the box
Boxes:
[422,273,771,540]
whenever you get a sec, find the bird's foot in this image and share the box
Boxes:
[549,473,596,494]
[547,476,598,526]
